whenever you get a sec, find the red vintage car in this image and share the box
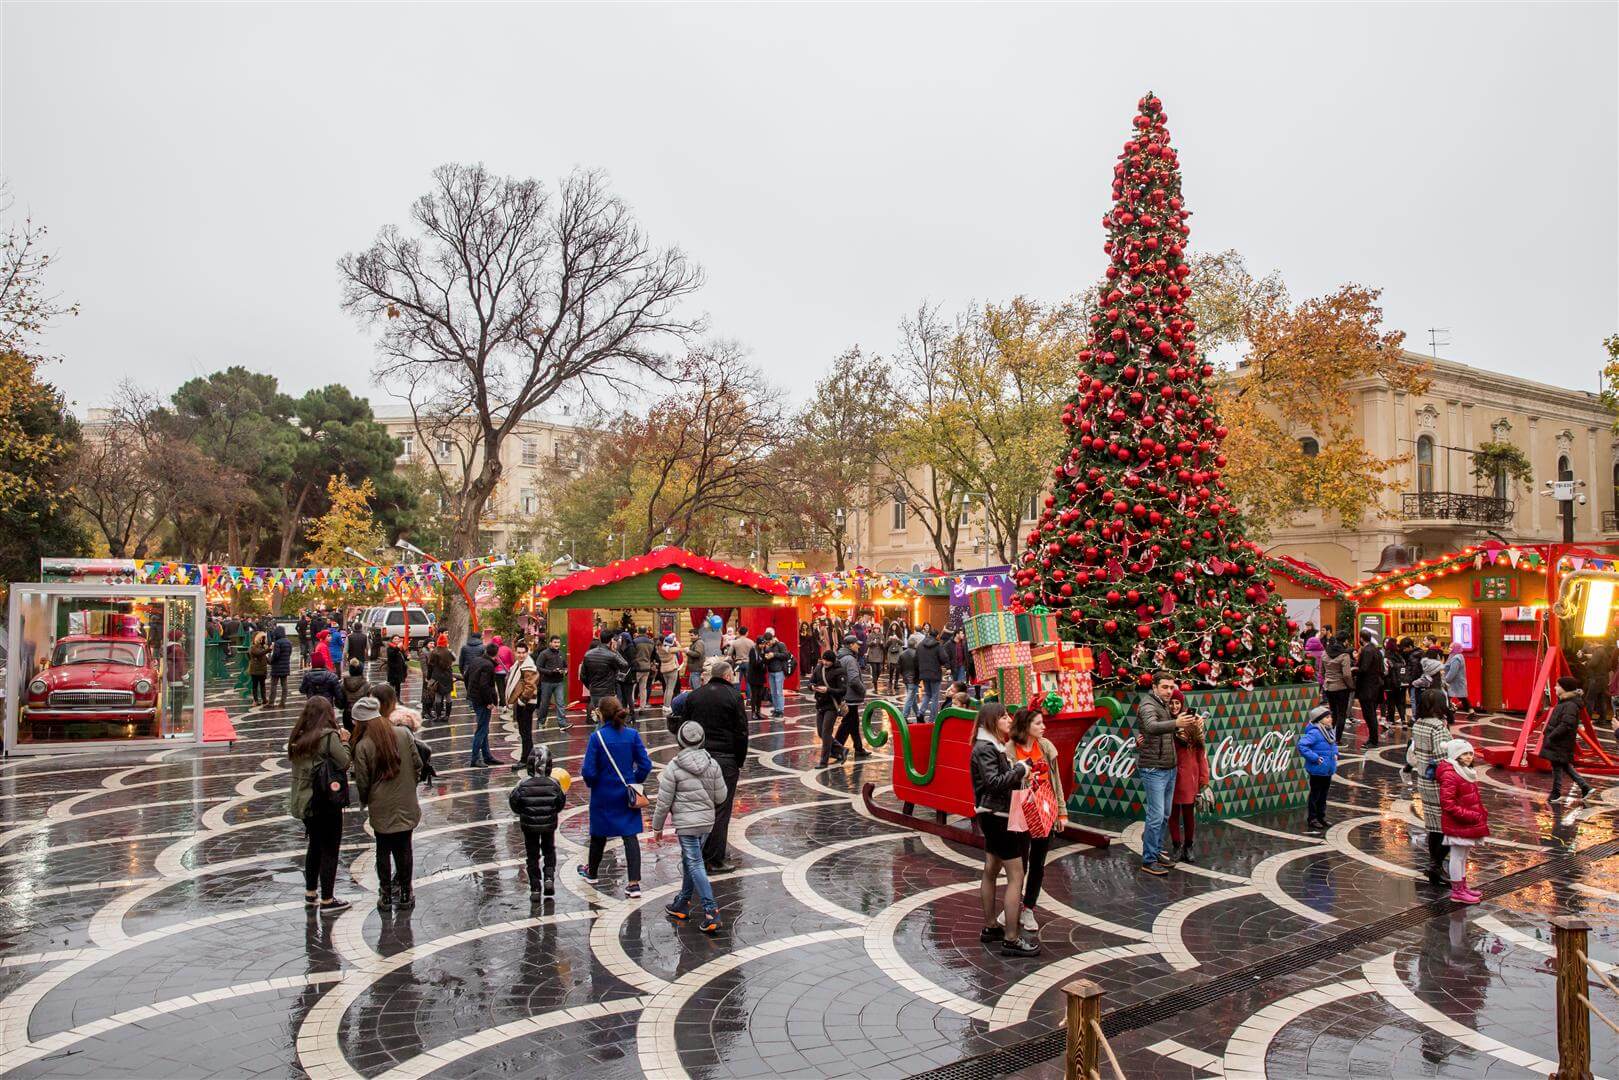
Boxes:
[24,634,161,740]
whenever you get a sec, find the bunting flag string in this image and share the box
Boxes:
[132,556,507,595]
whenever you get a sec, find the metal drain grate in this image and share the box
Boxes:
[908,836,1619,1080]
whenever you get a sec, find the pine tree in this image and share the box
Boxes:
[1014,93,1301,692]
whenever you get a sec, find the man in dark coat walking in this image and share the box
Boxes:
[269,625,293,706]
[579,630,631,721]
[464,643,501,768]
[684,660,748,873]
[1353,630,1386,749]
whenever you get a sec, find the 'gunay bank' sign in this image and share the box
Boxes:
[1067,684,1315,821]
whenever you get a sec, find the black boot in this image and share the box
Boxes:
[542,871,555,898]
[1180,843,1195,864]
[376,884,394,911]
[393,883,414,909]
[1425,833,1448,886]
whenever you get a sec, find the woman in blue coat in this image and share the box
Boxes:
[1297,704,1338,835]
[577,695,652,898]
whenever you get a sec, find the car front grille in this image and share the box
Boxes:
[49,690,135,708]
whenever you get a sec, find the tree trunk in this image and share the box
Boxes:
[276,484,314,568]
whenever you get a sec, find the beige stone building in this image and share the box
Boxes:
[373,406,586,553]
[1260,351,1617,583]
[832,351,1617,584]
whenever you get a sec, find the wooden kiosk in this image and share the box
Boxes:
[1349,543,1549,714]
[539,548,796,710]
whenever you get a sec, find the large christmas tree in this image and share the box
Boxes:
[1014,92,1303,692]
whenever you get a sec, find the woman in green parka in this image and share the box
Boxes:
[287,696,351,914]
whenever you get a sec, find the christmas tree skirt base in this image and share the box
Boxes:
[1067,683,1315,820]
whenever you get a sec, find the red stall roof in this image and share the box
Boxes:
[1267,554,1351,596]
[540,547,788,603]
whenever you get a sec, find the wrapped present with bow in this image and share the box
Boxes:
[1029,643,1063,673]
[964,611,1019,650]
[1016,608,1061,644]
[1036,669,1094,712]
[977,641,1031,670]
[1058,644,1095,672]
[966,588,1004,617]
[995,666,1038,708]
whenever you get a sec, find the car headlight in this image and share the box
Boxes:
[134,679,153,695]
[29,679,47,696]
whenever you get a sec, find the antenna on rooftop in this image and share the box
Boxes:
[1426,328,1450,358]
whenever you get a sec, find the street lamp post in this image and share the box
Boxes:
[396,538,504,634]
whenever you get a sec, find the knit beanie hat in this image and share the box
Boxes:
[677,721,705,749]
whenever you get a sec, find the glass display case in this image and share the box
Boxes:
[5,584,206,753]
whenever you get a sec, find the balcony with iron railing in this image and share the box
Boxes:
[1400,491,1514,527]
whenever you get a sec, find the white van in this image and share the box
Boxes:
[369,606,432,649]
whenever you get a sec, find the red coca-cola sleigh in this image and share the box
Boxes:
[858,700,1117,850]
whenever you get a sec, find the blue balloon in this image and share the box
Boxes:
[706,614,723,630]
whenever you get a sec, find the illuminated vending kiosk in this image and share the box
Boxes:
[1448,608,1483,707]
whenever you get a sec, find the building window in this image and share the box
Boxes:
[521,440,537,467]
[1494,468,1508,502]
[1416,435,1434,493]
[1559,455,1572,482]
[520,488,538,515]
[1612,462,1619,513]
[1300,437,1320,458]
[398,435,414,459]
[436,438,453,459]
[1026,494,1040,521]
[891,500,906,531]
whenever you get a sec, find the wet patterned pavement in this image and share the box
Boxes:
[2,671,1618,1079]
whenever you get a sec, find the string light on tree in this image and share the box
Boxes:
[1014,92,1302,691]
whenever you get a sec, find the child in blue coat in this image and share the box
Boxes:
[577,696,652,898]
[1297,704,1338,835]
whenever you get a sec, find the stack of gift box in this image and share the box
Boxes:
[961,589,1094,711]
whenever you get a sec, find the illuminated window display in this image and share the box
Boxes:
[5,584,205,752]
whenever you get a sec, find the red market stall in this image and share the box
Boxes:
[1348,543,1550,714]
[539,548,794,712]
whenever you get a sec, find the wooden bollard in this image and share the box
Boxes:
[1063,978,1104,1080]
[1552,915,1592,1080]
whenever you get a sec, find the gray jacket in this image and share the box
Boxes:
[1133,692,1179,771]
[651,747,729,836]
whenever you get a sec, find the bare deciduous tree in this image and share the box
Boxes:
[340,164,703,643]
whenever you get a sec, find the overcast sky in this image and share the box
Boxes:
[4,2,1616,415]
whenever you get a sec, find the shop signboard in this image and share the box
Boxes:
[1473,575,1517,602]
[1066,683,1315,820]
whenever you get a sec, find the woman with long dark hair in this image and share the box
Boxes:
[351,693,422,911]
[578,696,652,898]
[1007,708,1063,933]
[970,702,1037,957]
[1321,635,1355,744]
[287,696,351,914]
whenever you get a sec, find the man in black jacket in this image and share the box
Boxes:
[1353,630,1386,749]
[269,626,293,706]
[579,630,631,720]
[760,629,792,717]
[685,660,748,872]
[464,643,501,768]
[458,631,485,679]
[534,634,570,731]
[915,633,944,720]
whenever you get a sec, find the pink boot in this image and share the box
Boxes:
[1450,878,1480,905]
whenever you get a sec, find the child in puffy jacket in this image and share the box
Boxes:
[1297,704,1338,835]
[651,721,730,934]
[1436,738,1489,905]
[508,746,568,900]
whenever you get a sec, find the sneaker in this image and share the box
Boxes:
[318,898,352,915]
[699,912,721,935]
[665,903,689,921]
[1020,909,1039,932]
[576,865,599,886]
[1139,863,1169,876]
[979,926,1005,943]
[529,888,544,902]
[1001,937,1041,957]
[304,892,318,910]
[542,874,555,898]
[469,760,488,769]
[1156,851,1178,867]
[394,887,414,910]
[625,883,642,899]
